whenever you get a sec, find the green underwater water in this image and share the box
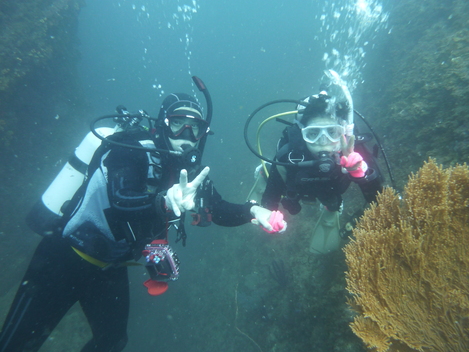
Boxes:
[1,0,469,351]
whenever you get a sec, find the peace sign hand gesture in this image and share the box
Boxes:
[340,135,368,178]
[165,166,210,217]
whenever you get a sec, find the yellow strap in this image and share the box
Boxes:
[72,247,142,268]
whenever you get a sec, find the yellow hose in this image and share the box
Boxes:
[256,110,298,178]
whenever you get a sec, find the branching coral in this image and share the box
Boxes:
[344,159,469,352]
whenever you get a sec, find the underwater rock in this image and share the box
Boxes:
[363,0,469,180]
[0,0,85,150]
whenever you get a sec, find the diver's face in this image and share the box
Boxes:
[168,137,196,152]
[302,117,343,156]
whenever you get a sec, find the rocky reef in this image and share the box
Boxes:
[0,0,85,150]
[362,0,469,190]
[0,1,86,330]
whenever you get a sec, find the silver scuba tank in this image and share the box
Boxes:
[26,127,114,236]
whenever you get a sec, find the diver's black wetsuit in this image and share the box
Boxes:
[0,133,254,352]
[261,133,382,215]
[0,235,130,352]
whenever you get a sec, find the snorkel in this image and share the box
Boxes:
[324,69,354,137]
[192,76,213,160]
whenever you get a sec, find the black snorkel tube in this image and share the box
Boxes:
[89,76,214,159]
[191,75,213,162]
[244,100,396,188]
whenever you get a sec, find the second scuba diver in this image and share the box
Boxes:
[0,78,285,352]
[245,71,383,254]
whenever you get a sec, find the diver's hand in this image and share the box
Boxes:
[340,134,355,157]
[340,135,367,178]
[250,206,287,234]
[165,167,210,217]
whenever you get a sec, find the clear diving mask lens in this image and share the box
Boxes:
[165,114,210,142]
[301,125,345,144]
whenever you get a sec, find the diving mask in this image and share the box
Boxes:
[165,113,210,142]
[301,125,345,144]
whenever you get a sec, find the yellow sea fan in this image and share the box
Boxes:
[344,159,469,352]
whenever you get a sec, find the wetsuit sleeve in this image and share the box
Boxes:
[351,143,384,203]
[351,168,383,203]
[261,164,285,211]
[207,181,254,227]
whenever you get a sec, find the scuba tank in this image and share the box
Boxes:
[26,127,114,236]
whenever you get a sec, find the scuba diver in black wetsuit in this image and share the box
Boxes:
[0,78,284,352]
[245,70,385,254]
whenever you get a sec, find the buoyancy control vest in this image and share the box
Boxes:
[272,125,351,213]
[26,128,161,237]
[60,129,167,263]
[275,125,383,213]
[276,125,344,187]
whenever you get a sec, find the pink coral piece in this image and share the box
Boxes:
[341,152,366,178]
[264,210,285,233]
